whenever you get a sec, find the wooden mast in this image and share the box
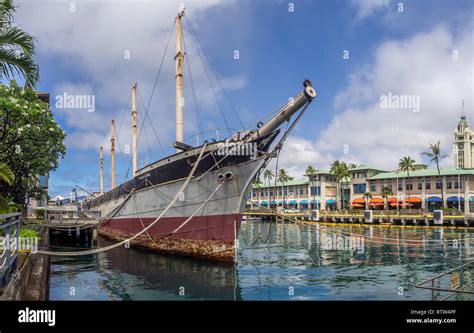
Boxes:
[175,8,185,150]
[110,118,115,189]
[132,83,137,175]
[100,146,104,195]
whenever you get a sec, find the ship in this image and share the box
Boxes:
[83,8,316,262]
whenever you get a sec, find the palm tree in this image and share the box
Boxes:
[0,162,14,185]
[363,191,372,210]
[0,0,39,88]
[252,177,263,209]
[398,156,416,209]
[422,141,448,208]
[277,168,293,208]
[381,186,393,210]
[0,162,15,214]
[330,160,350,210]
[305,165,318,209]
[263,169,274,204]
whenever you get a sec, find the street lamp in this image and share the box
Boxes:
[395,170,400,214]
[457,167,461,211]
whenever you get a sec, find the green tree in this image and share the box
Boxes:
[0,81,66,213]
[0,0,39,88]
[277,168,293,208]
[381,186,393,210]
[0,161,17,214]
[305,165,318,209]
[330,160,350,210]
[422,141,448,208]
[398,156,416,209]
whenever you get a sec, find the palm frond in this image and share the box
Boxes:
[0,162,14,185]
[0,26,35,57]
[0,48,39,88]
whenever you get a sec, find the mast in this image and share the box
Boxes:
[110,118,115,189]
[100,146,104,195]
[175,8,185,150]
[132,83,137,175]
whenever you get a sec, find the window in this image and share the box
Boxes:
[269,191,273,196]
[425,178,431,190]
[310,186,321,196]
[252,191,256,197]
[300,189,304,195]
[454,181,463,189]
[436,177,442,190]
[279,190,282,196]
[353,184,366,194]
[398,179,403,191]
[417,177,423,190]
[370,181,376,192]
[406,184,413,190]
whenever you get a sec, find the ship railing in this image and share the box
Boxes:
[0,212,21,287]
[415,260,474,300]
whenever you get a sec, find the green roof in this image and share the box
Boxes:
[349,164,387,172]
[253,179,308,189]
[368,168,474,180]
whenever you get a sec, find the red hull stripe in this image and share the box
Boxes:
[100,213,242,242]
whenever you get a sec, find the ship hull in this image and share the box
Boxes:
[94,157,265,262]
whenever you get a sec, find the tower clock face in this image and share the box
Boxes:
[458,143,464,150]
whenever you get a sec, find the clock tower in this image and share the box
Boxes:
[454,115,474,169]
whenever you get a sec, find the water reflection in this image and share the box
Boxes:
[50,220,474,300]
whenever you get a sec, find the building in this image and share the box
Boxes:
[351,168,474,213]
[454,115,474,169]
[251,170,339,210]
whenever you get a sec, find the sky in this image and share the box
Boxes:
[9,0,474,197]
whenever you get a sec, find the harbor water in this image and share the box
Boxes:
[49,220,474,300]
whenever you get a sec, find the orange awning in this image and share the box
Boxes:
[350,203,364,208]
[387,197,398,203]
[370,197,384,204]
[352,198,365,204]
[407,197,421,203]
[370,202,384,206]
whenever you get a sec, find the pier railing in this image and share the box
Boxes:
[0,212,21,287]
[415,261,474,300]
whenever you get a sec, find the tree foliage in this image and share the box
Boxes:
[0,81,66,210]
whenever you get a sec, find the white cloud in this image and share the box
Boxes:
[351,0,390,21]
[277,25,473,178]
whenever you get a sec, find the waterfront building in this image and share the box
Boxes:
[251,170,338,210]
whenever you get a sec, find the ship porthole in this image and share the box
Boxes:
[218,174,225,181]
[225,172,233,180]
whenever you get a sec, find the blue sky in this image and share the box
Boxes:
[10,0,474,196]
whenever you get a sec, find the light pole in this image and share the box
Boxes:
[395,171,400,214]
[457,167,461,211]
